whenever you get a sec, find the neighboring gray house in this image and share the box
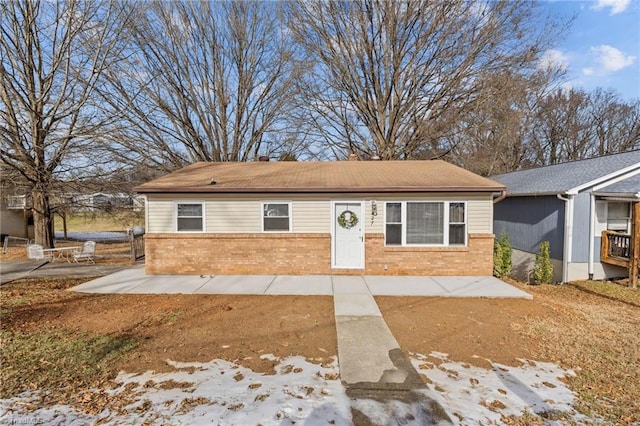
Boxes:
[493,150,640,283]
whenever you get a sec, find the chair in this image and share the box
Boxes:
[27,244,52,261]
[73,241,96,264]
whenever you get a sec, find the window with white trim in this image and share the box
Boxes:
[385,203,402,245]
[176,203,204,232]
[262,202,291,232]
[384,201,466,246]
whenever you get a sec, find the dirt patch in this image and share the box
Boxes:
[378,280,640,423]
[1,279,336,377]
[376,296,547,369]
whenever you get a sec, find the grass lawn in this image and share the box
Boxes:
[54,211,144,233]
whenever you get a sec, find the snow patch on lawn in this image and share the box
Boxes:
[412,352,592,424]
[0,354,590,425]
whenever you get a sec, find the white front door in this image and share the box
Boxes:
[333,201,364,269]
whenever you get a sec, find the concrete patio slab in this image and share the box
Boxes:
[195,275,276,294]
[266,275,332,295]
[127,275,213,294]
[430,276,532,299]
[69,269,532,300]
[363,276,447,296]
[331,275,368,293]
[72,267,150,293]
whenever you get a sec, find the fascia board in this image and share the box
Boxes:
[591,168,640,192]
[566,163,640,195]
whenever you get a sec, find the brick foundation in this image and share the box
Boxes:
[144,233,494,276]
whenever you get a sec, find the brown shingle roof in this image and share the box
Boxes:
[134,160,505,194]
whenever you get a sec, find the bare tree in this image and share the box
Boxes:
[529,88,639,165]
[444,71,549,176]
[529,88,592,164]
[0,0,130,247]
[589,88,640,156]
[289,0,565,160]
[101,1,300,168]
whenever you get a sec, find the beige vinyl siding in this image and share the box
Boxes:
[207,200,261,233]
[292,200,330,233]
[364,199,383,234]
[147,198,175,233]
[145,193,493,234]
[467,198,493,234]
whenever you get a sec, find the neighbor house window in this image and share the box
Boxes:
[176,202,204,232]
[384,201,466,246]
[262,202,291,232]
[607,202,631,233]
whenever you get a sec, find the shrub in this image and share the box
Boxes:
[493,232,512,278]
[533,241,553,284]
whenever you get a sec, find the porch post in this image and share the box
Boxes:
[630,201,640,288]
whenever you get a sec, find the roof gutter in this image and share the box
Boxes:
[493,190,507,204]
[588,193,596,280]
[134,186,506,194]
[557,193,574,283]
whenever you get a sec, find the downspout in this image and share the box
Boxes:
[493,190,507,204]
[588,193,595,280]
[557,193,574,283]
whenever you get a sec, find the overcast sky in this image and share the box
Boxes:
[539,0,639,100]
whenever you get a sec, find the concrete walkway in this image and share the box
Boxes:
[332,276,452,424]
[71,266,532,299]
[0,259,128,285]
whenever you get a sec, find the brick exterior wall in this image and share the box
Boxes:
[145,233,494,276]
[145,233,331,275]
[365,233,494,275]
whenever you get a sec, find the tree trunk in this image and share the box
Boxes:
[31,189,54,248]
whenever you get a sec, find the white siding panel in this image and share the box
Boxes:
[207,200,261,233]
[292,200,330,233]
[147,199,174,233]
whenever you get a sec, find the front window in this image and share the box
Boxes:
[177,203,203,232]
[385,201,466,246]
[263,202,291,232]
[449,202,466,245]
[407,202,444,244]
[385,203,402,245]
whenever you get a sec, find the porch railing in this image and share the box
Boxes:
[601,230,631,268]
